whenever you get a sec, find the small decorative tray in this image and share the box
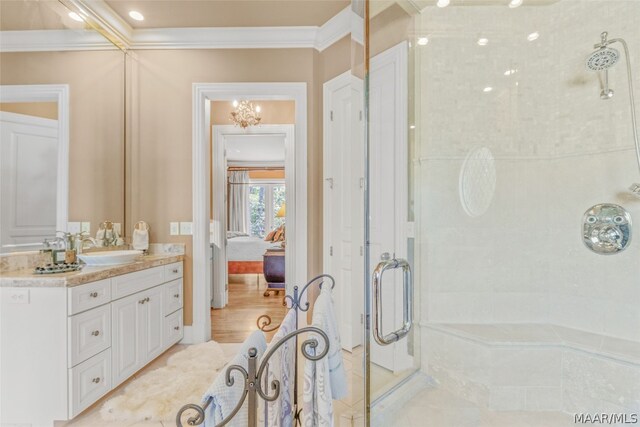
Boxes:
[34,263,84,275]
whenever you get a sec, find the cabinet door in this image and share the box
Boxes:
[111,293,141,387]
[141,286,164,362]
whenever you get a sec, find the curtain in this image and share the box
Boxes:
[228,171,249,233]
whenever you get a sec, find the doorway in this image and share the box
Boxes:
[191,82,307,344]
[211,122,294,342]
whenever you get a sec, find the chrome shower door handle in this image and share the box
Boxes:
[372,257,413,346]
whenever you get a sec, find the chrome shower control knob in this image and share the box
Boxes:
[583,203,631,254]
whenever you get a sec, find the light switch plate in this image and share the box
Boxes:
[180,222,193,235]
[67,222,81,234]
[81,222,91,233]
[170,222,180,236]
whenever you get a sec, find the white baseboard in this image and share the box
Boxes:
[181,326,195,344]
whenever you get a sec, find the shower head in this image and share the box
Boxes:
[586,47,620,71]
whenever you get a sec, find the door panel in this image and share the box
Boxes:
[369,42,411,373]
[111,294,139,387]
[324,72,364,350]
[0,112,58,252]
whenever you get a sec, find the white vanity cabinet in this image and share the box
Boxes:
[0,259,184,426]
[111,283,164,387]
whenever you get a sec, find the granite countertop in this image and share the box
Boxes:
[0,254,184,288]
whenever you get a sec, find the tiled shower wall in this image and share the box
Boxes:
[416,1,640,341]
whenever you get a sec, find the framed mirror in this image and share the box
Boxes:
[0,1,126,253]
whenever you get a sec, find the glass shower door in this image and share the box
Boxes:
[359,1,422,423]
[362,0,640,426]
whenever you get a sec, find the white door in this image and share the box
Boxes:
[324,72,364,350]
[369,42,410,372]
[111,294,140,387]
[141,286,164,361]
[0,111,58,253]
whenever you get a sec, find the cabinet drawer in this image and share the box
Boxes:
[68,279,111,315]
[163,309,183,348]
[69,304,111,367]
[164,262,183,282]
[163,279,183,315]
[69,349,111,418]
[111,266,164,300]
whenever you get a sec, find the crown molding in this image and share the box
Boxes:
[131,26,318,50]
[0,30,116,52]
[0,6,358,52]
[315,6,351,51]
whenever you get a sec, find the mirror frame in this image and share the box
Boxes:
[0,84,69,234]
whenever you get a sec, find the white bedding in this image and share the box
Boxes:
[227,235,279,261]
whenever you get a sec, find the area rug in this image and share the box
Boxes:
[100,341,231,423]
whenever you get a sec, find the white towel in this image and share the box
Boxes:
[264,309,297,427]
[203,331,267,427]
[132,228,149,251]
[302,284,348,427]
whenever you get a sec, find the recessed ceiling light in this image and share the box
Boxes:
[477,38,489,46]
[437,0,450,7]
[417,37,429,46]
[410,125,416,129]
[128,11,144,21]
[527,32,540,41]
[509,0,523,8]
[68,12,84,22]
[504,69,517,76]
[483,87,493,92]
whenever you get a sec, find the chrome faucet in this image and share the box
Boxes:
[75,235,97,254]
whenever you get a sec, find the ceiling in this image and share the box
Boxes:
[225,134,285,165]
[105,0,349,29]
[1,0,348,32]
[0,1,87,31]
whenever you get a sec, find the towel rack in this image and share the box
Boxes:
[176,275,336,427]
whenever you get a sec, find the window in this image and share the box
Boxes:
[248,181,285,238]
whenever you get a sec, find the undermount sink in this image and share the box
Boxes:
[78,250,144,266]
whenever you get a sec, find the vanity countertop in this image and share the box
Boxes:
[0,254,184,288]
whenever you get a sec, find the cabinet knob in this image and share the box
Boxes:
[91,330,100,336]
[174,326,180,331]
[174,293,180,298]
[92,377,101,384]
[172,268,179,274]
[89,292,98,298]
[146,297,150,302]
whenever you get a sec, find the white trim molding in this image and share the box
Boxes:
[0,30,116,52]
[0,84,70,233]
[1,6,357,52]
[190,82,307,344]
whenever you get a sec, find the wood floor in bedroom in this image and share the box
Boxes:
[211,274,288,343]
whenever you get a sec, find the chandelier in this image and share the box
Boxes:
[230,100,262,128]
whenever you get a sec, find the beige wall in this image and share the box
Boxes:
[211,100,295,125]
[0,51,125,235]
[0,102,58,120]
[128,48,319,325]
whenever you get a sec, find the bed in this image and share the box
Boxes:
[227,234,280,274]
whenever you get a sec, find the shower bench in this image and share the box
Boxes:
[424,323,640,414]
